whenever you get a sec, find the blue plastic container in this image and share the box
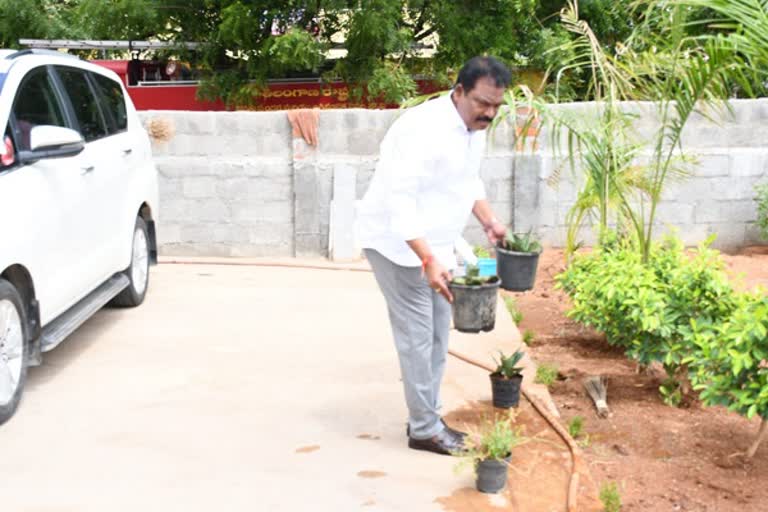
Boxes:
[477,258,497,277]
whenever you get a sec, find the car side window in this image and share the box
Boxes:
[92,73,127,134]
[11,67,68,152]
[55,66,109,142]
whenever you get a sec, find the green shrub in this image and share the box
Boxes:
[556,235,738,386]
[686,292,768,421]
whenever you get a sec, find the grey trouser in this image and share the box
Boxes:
[364,249,451,440]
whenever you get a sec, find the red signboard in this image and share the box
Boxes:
[92,60,439,111]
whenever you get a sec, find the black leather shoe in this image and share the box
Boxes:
[408,428,466,456]
[406,419,468,440]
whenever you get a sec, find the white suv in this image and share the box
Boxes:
[0,49,159,424]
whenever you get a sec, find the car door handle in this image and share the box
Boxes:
[122,148,133,155]
[80,165,95,175]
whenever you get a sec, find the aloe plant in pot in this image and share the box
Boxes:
[455,412,524,494]
[491,349,525,408]
[496,230,542,291]
[449,264,500,333]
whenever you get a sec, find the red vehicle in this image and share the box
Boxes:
[19,39,440,111]
[91,59,402,111]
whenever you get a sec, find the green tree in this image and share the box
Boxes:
[0,0,55,47]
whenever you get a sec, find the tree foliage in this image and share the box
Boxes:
[0,0,654,105]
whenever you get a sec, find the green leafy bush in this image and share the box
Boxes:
[686,292,768,421]
[556,235,738,379]
[558,232,768,455]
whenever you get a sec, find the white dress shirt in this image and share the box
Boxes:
[357,93,487,269]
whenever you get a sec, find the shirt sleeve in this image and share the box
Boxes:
[472,176,487,201]
[387,136,427,241]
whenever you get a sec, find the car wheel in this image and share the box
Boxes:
[0,279,29,425]
[112,216,150,307]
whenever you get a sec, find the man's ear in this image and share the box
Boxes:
[453,83,465,98]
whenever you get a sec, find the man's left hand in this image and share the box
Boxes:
[485,220,506,246]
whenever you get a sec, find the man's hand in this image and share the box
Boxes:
[485,219,507,246]
[425,260,453,303]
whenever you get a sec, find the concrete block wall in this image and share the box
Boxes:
[517,99,768,249]
[141,98,768,259]
[144,111,295,256]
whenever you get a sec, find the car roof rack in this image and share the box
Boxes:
[4,49,79,60]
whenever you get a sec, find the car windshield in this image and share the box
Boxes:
[0,72,5,95]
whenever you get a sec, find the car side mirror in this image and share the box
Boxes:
[17,126,85,164]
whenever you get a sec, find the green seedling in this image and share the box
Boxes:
[567,416,584,439]
[522,329,535,345]
[503,296,523,324]
[535,363,559,387]
[599,481,622,512]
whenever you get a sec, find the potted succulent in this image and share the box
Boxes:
[449,264,500,333]
[490,349,525,408]
[455,413,524,494]
[496,230,542,291]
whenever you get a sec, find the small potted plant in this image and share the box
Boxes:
[449,264,500,333]
[491,349,525,408]
[455,412,524,494]
[496,230,542,291]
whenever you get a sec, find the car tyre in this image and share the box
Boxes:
[0,279,29,425]
[111,216,150,307]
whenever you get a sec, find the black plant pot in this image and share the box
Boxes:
[490,373,523,408]
[495,245,540,292]
[449,277,500,333]
[476,455,511,493]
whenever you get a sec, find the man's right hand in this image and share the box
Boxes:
[425,260,454,303]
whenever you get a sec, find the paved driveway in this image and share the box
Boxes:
[0,262,552,512]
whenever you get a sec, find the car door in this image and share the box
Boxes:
[2,66,90,323]
[52,65,121,288]
[89,71,136,268]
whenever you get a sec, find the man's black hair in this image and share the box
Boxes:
[455,56,512,92]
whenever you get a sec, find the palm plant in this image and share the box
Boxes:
[503,0,744,262]
[501,1,650,255]
[618,11,741,261]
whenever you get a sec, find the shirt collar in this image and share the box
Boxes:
[439,90,470,132]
